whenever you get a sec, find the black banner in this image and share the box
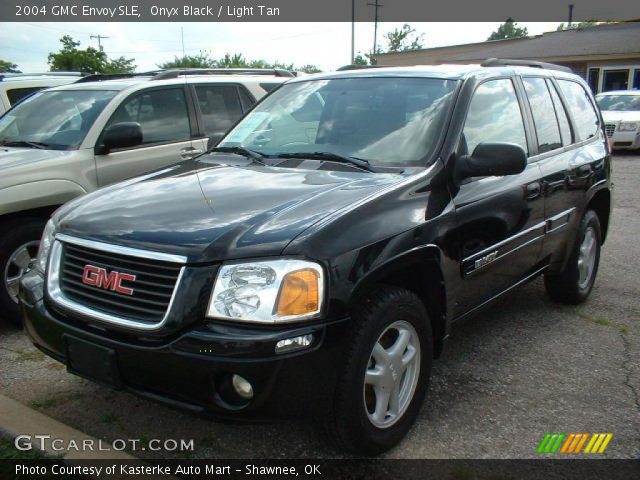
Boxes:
[2,459,640,480]
[3,0,640,22]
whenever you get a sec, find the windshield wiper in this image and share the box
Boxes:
[0,140,49,150]
[205,146,267,166]
[276,151,375,172]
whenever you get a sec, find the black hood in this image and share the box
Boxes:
[56,161,406,263]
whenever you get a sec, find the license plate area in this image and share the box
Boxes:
[64,335,122,388]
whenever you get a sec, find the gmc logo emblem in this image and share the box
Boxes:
[81,265,136,295]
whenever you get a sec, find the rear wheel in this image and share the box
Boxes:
[0,218,46,326]
[325,286,433,455]
[544,210,601,304]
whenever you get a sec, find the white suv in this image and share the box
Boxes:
[0,68,291,324]
[0,72,81,115]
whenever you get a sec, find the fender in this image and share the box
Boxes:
[348,243,451,357]
[0,180,88,216]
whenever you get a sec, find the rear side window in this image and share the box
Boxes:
[547,80,572,145]
[522,77,562,153]
[194,85,243,136]
[462,78,528,156]
[557,80,599,141]
[107,88,191,146]
[6,87,43,105]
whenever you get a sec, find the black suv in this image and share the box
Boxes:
[20,62,611,455]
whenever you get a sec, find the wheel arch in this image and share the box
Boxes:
[349,245,448,358]
[586,187,611,244]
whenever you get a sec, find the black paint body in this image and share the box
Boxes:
[20,65,612,418]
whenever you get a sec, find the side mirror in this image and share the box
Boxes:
[456,142,527,180]
[207,134,224,150]
[96,122,142,155]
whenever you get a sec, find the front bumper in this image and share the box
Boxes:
[609,130,640,150]
[19,270,349,420]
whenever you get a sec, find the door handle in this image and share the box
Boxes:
[180,147,203,159]
[525,182,541,200]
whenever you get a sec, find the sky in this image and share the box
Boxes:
[0,22,561,73]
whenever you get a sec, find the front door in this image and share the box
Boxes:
[95,86,203,186]
[451,77,545,317]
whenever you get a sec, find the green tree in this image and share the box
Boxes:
[158,52,216,69]
[298,65,322,74]
[47,35,135,73]
[0,60,21,73]
[487,19,528,40]
[384,24,424,52]
[556,21,600,31]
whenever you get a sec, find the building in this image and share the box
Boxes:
[372,22,640,93]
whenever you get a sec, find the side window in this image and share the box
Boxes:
[194,85,243,136]
[547,80,572,145]
[557,80,599,141]
[106,88,190,146]
[522,77,562,154]
[238,88,255,112]
[462,78,528,156]
[6,87,43,105]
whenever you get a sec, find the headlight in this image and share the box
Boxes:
[618,122,639,132]
[36,219,56,274]
[208,259,324,323]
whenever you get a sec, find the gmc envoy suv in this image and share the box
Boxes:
[20,61,611,454]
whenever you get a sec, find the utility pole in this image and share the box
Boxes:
[568,4,574,27]
[351,0,355,63]
[90,34,109,51]
[181,27,186,58]
[367,0,383,56]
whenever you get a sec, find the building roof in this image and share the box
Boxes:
[374,22,640,65]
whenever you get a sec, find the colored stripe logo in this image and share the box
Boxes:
[537,433,613,454]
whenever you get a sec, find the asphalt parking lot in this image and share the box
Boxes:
[0,153,638,459]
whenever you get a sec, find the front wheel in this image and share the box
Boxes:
[0,218,46,326]
[544,210,601,304]
[325,286,433,455]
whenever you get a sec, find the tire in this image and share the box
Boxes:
[0,218,47,326]
[544,210,601,305]
[325,285,433,455]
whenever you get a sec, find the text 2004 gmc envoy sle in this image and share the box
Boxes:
[20,62,611,454]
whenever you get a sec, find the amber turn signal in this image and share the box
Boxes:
[276,268,320,316]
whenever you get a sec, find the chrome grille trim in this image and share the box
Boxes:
[47,237,186,331]
[604,123,616,137]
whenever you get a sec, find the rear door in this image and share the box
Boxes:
[535,78,607,265]
[95,86,198,186]
[451,77,545,317]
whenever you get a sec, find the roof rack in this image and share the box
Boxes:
[336,64,390,71]
[481,58,573,74]
[150,68,295,80]
[0,72,83,81]
[74,71,164,83]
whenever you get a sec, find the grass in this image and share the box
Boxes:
[0,437,43,459]
[101,412,117,424]
[31,391,85,410]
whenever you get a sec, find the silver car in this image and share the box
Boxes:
[0,69,289,324]
[596,90,640,150]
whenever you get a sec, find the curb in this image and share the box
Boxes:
[0,393,135,460]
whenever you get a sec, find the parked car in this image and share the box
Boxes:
[0,69,291,324]
[0,72,83,115]
[20,62,611,454]
[596,90,640,150]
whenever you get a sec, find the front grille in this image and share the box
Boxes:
[605,123,616,137]
[59,242,182,324]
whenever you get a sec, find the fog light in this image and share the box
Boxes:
[275,334,313,353]
[231,374,254,400]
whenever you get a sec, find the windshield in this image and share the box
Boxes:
[0,89,117,150]
[220,77,458,167]
[596,94,640,112]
